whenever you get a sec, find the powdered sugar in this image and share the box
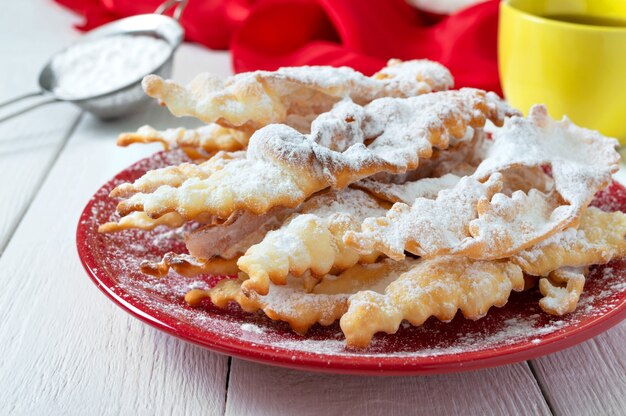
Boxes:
[347,174,503,260]
[355,173,460,204]
[372,59,454,96]
[120,89,513,223]
[301,188,386,221]
[474,105,620,208]
[241,323,265,334]
[185,207,293,259]
[143,59,454,130]
[274,59,454,100]
[348,105,622,262]
[52,34,171,99]
[80,150,626,366]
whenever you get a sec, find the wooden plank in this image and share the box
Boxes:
[0,0,81,252]
[225,359,551,416]
[530,321,626,416]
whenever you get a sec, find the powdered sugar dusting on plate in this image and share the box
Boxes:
[78,150,626,368]
[241,323,266,334]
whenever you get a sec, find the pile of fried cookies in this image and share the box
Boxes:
[99,60,625,348]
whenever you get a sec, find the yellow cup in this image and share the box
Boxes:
[499,0,626,143]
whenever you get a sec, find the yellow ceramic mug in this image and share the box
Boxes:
[499,0,626,143]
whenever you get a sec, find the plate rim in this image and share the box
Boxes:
[76,153,626,376]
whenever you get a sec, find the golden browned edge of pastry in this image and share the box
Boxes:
[539,267,587,316]
[140,253,239,278]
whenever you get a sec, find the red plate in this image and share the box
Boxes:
[77,150,626,375]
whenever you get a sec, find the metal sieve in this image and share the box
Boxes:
[0,0,187,122]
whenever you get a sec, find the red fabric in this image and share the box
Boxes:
[54,0,502,94]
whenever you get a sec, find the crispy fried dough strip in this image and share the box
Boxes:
[185,207,295,260]
[499,166,554,196]
[117,124,249,160]
[143,59,454,130]
[110,151,245,198]
[192,276,348,334]
[474,105,620,206]
[457,189,571,259]
[458,105,620,257]
[352,128,488,202]
[353,126,488,201]
[139,208,295,276]
[539,267,587,316]
[345,174,503,260]
[98,211,187,233]
[340,256,525,347]
[99,211,218,233]
[188,260,417,334]
[237,189,386,295]
[513,207,626,276]
[397,126,489,181]
[116,89,513,220]
[140,253,239,277]
[354,173,461,204]
[347,106,620,260]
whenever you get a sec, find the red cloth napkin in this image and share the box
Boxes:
[54,0,501,94]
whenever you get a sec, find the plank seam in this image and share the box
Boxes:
[222,357,233,416]
[0,112,83,258]
[528,360,557,416]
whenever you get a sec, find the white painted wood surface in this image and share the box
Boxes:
[226,360,550,416]
[0,1,81,252]
[0,104,229,415]
[1,1,626,415]
[531,321,626,416]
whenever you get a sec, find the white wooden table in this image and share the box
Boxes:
[1,2,625,415]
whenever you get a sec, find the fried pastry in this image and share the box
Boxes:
[237,189,386,295]
[461,105,620,257]
[98,211,188,233]
[344,173,504,260]
[185,207,294,260]
[140,207,295,277]
[117,124,249,161]
[99,210,219,233]
[116,89,513,221]
[188,259,417,334]
[97,59,626,348]
[142,59,454,131]
[513,207,626,276]
[498,166,554,196]
[340,256,525,347]
[397,126,489,180]
[347,106,620,260]
[110,151,245,199]
[539,267,587,316]
[354,173,461,204]
[474,105,620,205]
[458,189,570,259]
[141,253,239,278]
[351,128,487,202]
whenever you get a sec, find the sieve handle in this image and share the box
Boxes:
[0,91,60,123]
[155,0,188,21]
